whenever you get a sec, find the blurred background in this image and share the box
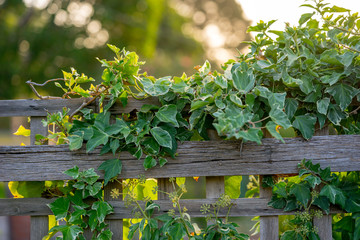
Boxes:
[1,0,359,239]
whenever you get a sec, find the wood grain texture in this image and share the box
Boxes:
[1,135,360,181]
[107,97,160,114]
[0,197,341,218]
[259,176,279,240]
[30,116,47,145]
[0,98,96,117]
[313,216,332,240]
[313,127,332,240]
[30,216,49,240]
[104,181,123,239]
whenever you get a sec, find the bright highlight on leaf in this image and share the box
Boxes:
[13,125,30,137]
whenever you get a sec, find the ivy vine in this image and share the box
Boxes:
[9,0,360,239]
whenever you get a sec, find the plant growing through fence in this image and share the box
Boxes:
[9,0,360,238]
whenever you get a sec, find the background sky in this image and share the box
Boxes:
[237,0,360,31]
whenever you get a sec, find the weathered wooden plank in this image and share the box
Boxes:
[0,198,341,218]
[313,215,332,240]
[107,97,160,114]
[0,99,96,117]
[313,127,332,240]
[104,181,123,239]
[1,135,360,181]
[30,216,48,240]
[259,176,278,240]
[30,116,50,240]
[30,116,47,145]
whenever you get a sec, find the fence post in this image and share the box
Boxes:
[259,175,279,240]
[313,126,332,240]
[104,181,123,239]
[30,116,49,240]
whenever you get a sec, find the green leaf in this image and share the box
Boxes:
[159,157,168,167]
[225,176,242,199]
[98,158,122,186]
[327,104,347,125]
[326,83,358,111]
[304,175,321,188]
[110,139,120,155]
[280,230,299,240]
[320,72,342,86]
[232,68,255,93]
[68,135,83,151]
[107,44,120,54]
[273,182,287,198]
[155,104,179,127]
[86,128,109,152]
[299,12,314,25]
[150,127,172,149]
[320,49,342,65]
[268,196,286,209]
[91,200,113,223]
[285,98,298,119]
[143,155,157,170]
[128,222,140,240]
[64,166,79,179]
[235,128,262,144]
[48,197,70,221]
[355,217,360,240]
[172,76,188,93]
[292,115,317,140]
[269,108,292,129]
[154,76,172,95]
[50,225,83,240]
[97,229,113,240]
[313,196,330,214]
[268,92,286,109]
[215,75,227,89]
[316,98,330,115]
[86,181,103,196]
[266,121,285,143]
[168,222,185,240]
[320,184,345,206]
[142,137,160,155]
[289,183,311,207]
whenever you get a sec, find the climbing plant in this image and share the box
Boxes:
[10,0,360,239]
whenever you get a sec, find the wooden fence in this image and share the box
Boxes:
[0,98,358,239]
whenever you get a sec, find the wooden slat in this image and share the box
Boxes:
[107,97,160,114]
[313,216,332,239]
[2,135,360,181]
[104,181,123,239]
[30,116,47,145]
[0,98,96,117]
[313,127,332,240]
[30,116,49,239]
[30,216,48,240]
[0,198,342,218]
[259,176,278,240]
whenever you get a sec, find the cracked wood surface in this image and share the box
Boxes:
[1,135,360,181]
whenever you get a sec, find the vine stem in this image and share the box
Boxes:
[26,79,64,99]
[68,86,109,122]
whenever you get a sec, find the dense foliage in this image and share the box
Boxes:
[268,160,360,239]
[9,0,360,239]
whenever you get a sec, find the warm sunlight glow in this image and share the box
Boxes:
[236,0,360,30]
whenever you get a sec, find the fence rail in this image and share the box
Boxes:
[0,98,355,240]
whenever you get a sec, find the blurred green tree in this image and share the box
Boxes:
[0,0,250,99]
